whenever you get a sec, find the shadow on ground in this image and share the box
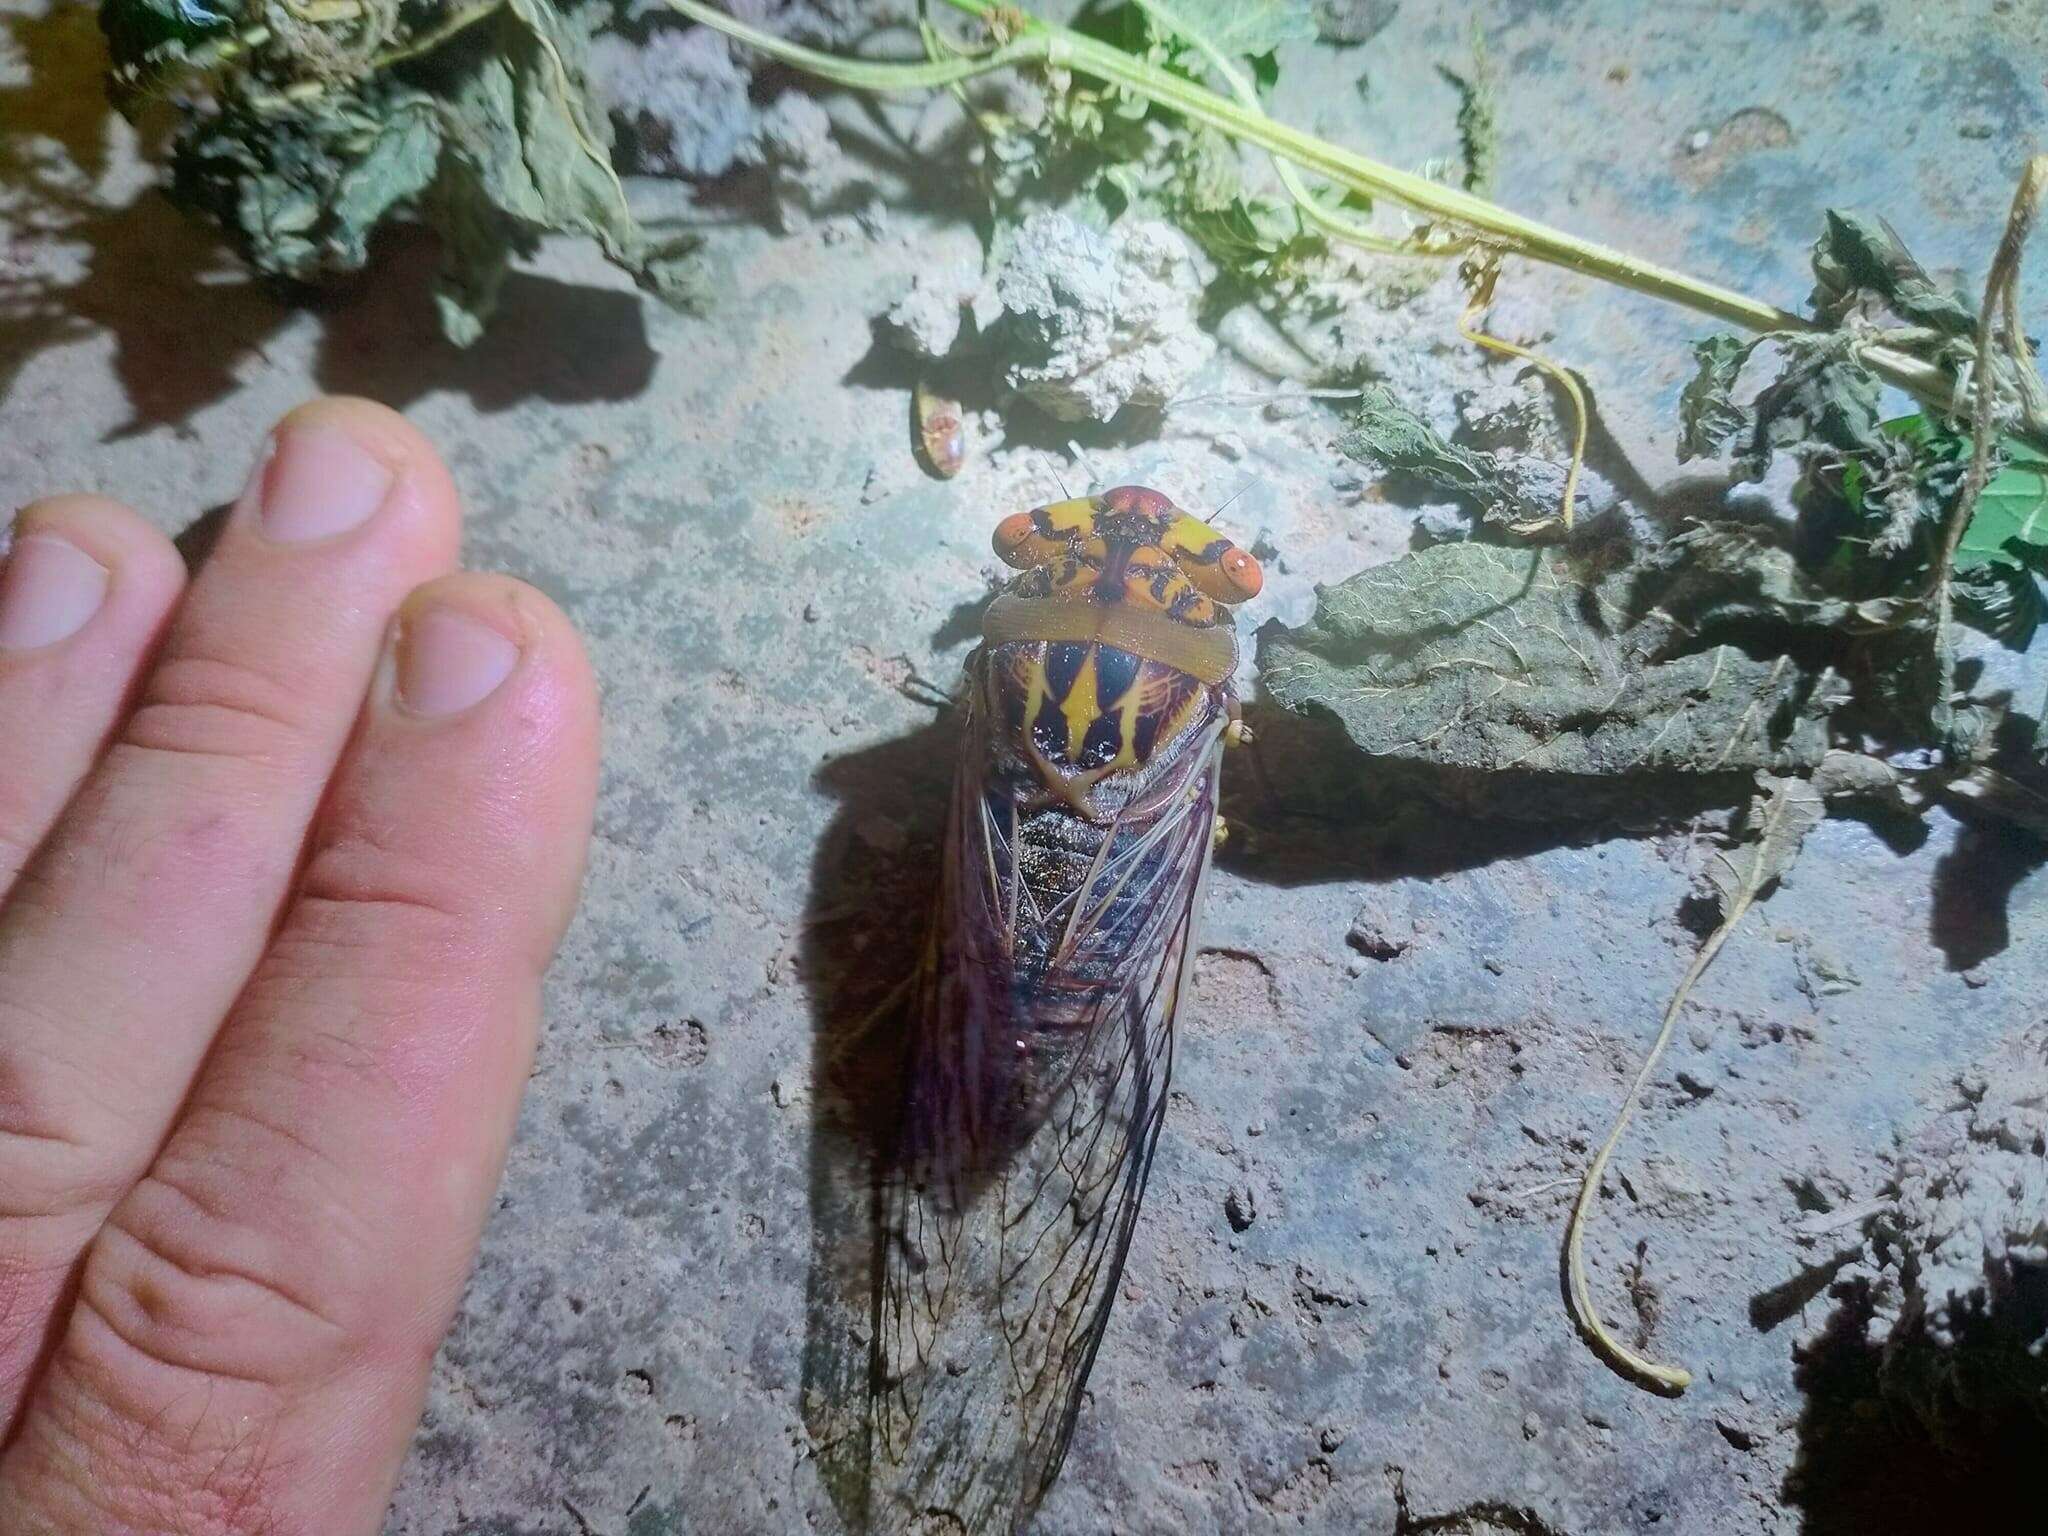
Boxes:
[796,711,956,1534]
[785,680,1752,1532]
[1784,1282,2039,1535]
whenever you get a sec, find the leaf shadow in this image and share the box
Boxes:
[1927,814,2047,972]
[1216,693,1754,890]
[311,226,659,413]
[1783,1281,2037,1535]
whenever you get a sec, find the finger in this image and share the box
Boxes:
[0,399,461,1419]
[0,576,599,1533]
[0,497,185,898]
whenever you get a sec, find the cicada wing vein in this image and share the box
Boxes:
[868,683,1226,1535]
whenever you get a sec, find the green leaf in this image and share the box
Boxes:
[168,82,443,284]
[1953,559,2046,648]
[1180,194,1309,278]
[1954,436,2048,574]
[331,100,444,261]
[1335,385,1576,526]
[100,0,239,94]
[1704,771,1827,924]
[441,0,635,265]
[1338,385,1494,498]
[1635,521,1909,634]
[423,166,521,349]
[1135,0,1317,64]
[1733,335,1882,483]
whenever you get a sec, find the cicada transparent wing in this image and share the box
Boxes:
[862,486,1261,1535]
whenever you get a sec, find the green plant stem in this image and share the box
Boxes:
[1131,0,1458,259]
[666,0,1976,424]
[666,1,1047,90]
[375,0,508,68]
[1928,155,2046,735]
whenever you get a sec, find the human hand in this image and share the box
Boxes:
[0,399,600,1533]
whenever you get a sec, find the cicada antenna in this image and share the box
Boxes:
[1208,477,1261,527]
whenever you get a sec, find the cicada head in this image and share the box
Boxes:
[978,488,1265,815]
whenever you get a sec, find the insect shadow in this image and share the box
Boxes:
[790,691,1649,1531]
[796,708,960,1532]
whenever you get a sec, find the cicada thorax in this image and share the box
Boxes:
[963,640,1227,1033]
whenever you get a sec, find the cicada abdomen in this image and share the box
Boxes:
[869,487,1263,1533]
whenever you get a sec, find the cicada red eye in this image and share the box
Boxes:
[992,511,1039,564]
[1221,545,1263,600]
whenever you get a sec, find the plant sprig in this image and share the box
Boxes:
[665,0,2027,439]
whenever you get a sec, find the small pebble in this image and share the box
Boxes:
[1224,1184,1258,1232]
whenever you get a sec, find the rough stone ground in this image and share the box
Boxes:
[3,3,2045,1534]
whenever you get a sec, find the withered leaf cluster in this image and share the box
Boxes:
[101,0,697,344]
[1269,208,2047,839]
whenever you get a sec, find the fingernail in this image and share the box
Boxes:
[0,533,111,651]
[396,606,520,718]
[258,424,395,543]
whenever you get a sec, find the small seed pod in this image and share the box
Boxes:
[913,379,965,479]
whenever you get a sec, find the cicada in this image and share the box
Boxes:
[868,487,1263,1532]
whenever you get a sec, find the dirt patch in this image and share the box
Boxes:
[1673,106,1797,189]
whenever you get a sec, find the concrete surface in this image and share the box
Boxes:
[3,2,2044,1533]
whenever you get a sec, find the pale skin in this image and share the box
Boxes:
[0,398,602,1534]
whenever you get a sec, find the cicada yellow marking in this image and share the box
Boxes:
[865,487,1263,1533]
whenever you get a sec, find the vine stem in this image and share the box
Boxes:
[1564,772,1816,1395]
[665,0,1968,422]
[1928,154,2047,736]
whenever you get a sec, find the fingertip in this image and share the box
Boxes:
[372,573,600,947]
[9,494,186,621]
[271,396,454,495]
[390,572,599,747]
[250,397,464,562]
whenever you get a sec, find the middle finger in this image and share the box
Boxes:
[0,399,460,1420]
